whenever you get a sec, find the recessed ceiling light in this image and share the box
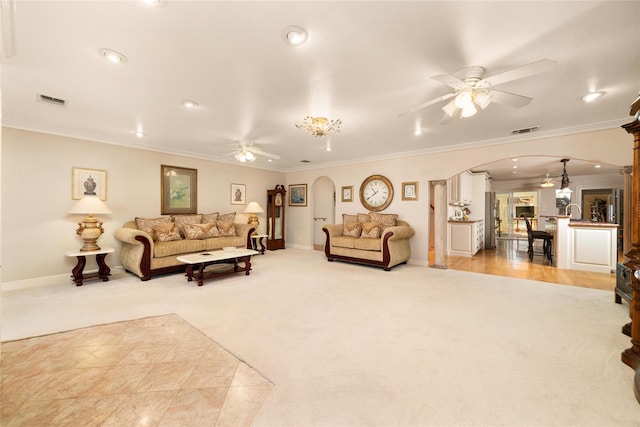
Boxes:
[183,99,199,108]
[512,165,518,169]
[99,48,127,63]
[582,91,605,103]
[414,129,424,136]
[594,164,601,168]
[142,0,160,5]
[512,158,518,162]
[282,26,308,46]
[135,131,145,138]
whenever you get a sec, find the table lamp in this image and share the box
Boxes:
[68,196,112,251]
[243,201,264,234]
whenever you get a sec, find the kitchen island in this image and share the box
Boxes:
[546,216,619,273]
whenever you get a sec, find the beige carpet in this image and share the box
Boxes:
[2,248,638,426]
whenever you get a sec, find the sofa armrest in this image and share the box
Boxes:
[234,223,256,248]
[322,223,344,238]
[383,225,415,241]
[114,227,153,246]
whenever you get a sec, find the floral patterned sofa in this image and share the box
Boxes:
[114,213,254,281]
[322,213,415,271]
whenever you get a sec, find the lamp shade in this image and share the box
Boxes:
[243,201,264,214]
[68,196,112,215]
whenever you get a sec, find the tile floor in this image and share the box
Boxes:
[1,314,272,426]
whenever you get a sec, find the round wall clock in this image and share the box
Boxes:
[359,174,394,212]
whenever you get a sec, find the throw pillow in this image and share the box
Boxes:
[153,223,182,242]
[361,221,382,239]
[172,214,203,237]
[135,216,172,239]
[343,221,363,237]
[202,212,219,223]
[216,219,236,237]
[218,212,236,222]
[342,213,358,224]
[357,213,371,223]
[369,212,397,232]
[182,223,220,240]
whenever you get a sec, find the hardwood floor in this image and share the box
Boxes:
[443,238,618,292]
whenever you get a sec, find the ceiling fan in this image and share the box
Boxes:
[226,143,280,163]
[398,59,557,120]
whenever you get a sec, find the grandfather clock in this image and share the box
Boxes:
[267,185,286,250]
[620,94,640,404]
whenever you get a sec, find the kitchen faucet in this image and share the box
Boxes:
[564,203,582,217]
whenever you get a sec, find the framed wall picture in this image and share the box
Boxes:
[231,183,246,205]
[72,167,107,201]
[402,181,418,201]
[161,165,197,214]
[341,185,353,202]
[289,184,307,206]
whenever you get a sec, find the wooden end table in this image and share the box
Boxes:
[64,247,114,286]
[251,234,268,255]
[177,249,259,286]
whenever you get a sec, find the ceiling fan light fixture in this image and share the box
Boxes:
[442,100,458,117]
[244,151,256,162]
[234,152,247,162]
[474,91,492,109]
[541,174,555,188]
[454,91,473,109]
[460,103,477,118]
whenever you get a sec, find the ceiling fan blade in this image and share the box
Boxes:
[251,148,280,160]
[431,73,469,90]
[476,59,557,88]
[397,92,456,117]
[488,89,533,108]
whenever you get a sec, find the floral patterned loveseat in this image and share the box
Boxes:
[322,213,415,271]
[114,213,254,281]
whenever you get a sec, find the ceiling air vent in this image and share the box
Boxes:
[37,93,66,107]
[300,160,311,163]
[511,126,539,135]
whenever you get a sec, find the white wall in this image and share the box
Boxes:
[2,126,633,281]
[1,128,284,282]
[284,128,632,265]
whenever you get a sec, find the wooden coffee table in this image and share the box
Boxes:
[177,249,259,286]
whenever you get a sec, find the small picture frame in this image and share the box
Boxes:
[341,186,353,202]
[231,183,246,205]
[72,167,107,201]
[161,165,198,214]
[289,184,307,206]
[402,181,418,201]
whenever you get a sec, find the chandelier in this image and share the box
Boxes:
[295,116,342,137]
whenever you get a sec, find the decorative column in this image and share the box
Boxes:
[620,95,640,404]
[431,180,448,269]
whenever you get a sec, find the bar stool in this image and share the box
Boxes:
[525,217,553,263]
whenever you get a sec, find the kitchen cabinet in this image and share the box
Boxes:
[448,220,484,257]
[448,171,472,205]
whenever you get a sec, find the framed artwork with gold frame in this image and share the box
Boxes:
[402,181,419,201]
[341,186,353,202]
[289,184,307,206]
[161,165,197,214]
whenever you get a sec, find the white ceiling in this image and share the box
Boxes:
[2,1,639,179]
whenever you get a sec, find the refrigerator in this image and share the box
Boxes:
[485,192,496,249]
